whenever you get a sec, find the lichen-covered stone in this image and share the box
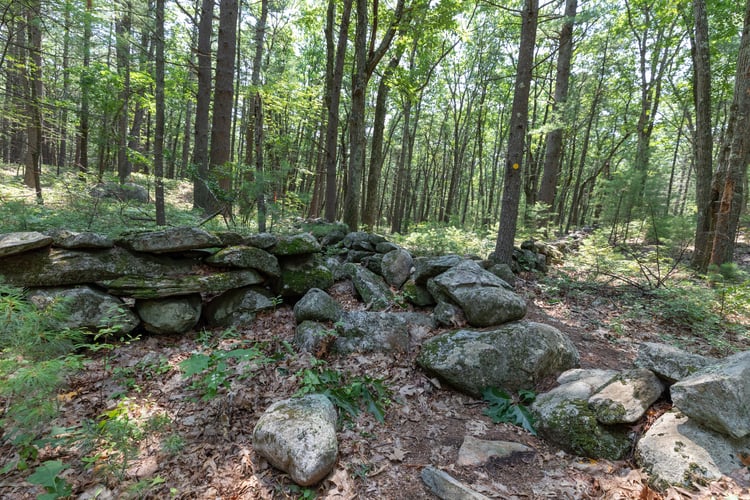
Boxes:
[334,311,434,354]
[381,248,413,289]
[271,233,321,256]
[0,231,53,258]
[135,294,202,334]
[418,321,579,397]
[293,288,343,323]
[634,342,715,383]
[278,255,333,297]
[103,269,264,299]
[344,263,393,310]
[117,227,222,254]
[588,368,665,424]
[203,287,275,328]
[205,245,280,277]
[253,394,338,486]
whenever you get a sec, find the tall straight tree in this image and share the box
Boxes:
[75,0,93,173]
[494,0,539,264]
[690,0,714,271]
[343,0,406,231]
[208,0,238,217]
[192,0,214,212]
[323,0,352,222]
[153,0,166,225]
[250,0,268,231]
[537,0,577,225]
[115,1,132,184]
[24,0,43,203]
[707,0,750,266]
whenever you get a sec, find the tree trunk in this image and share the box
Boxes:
[537,0,577,223]
[690,0,714,271]
[208,0,238,218]
[24,0,43,203]
[154,0,166,225]
[116,2,132,184]
[192,0,214,212]
[76,0,92,174]
[323,0,352,223]
[494,0,539,264]
[252,0,268,231]
[708,0,750,266]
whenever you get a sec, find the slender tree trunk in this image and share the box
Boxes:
[323,0,352,223]
[251,0,268,231]
[24,0,43,203]
[209,0,239,218]
[708,0,750,266]
[690,0,714,271]
[57,2,71,170]
[537,0,577,223]
[494,0,539,264]
[76,0,92,174]
[116,1,132,184]
[154,0,166,225]
[193,0,214,211]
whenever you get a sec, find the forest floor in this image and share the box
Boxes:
[2,245,750,499]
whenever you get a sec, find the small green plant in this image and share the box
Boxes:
[482,387,537,435]
[180,343,272,400]
[26,460,72,500]
[295,362,391,424]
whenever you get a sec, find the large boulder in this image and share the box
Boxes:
[334,311,434,354]
[428,260,525,327]
[636,410,750,489]
[0,247,196,287]
[203,287,276,328]
[270,233,321,256]
[204,246,280,277]
[380,248,413,289]
[588,368,665,424]
[277,255,333,297]
[634,342,715,383]
[417,321,579,397]
[412,255,464,284]
[103,269,264,299]
[0,231,53,258]
[253,394,338,486]
[293,288,344,323]
[118,227,221,254]
[46,229,114,249]
[135,294,202,334]
[670,350,750,439]
[344,263,393,310]
[26,285,139,334]
[531,369,631,460]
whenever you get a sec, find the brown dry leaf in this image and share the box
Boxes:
[322,467,357,500]
[387,447,408,462]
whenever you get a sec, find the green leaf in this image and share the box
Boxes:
[507,404,537,436]
[27,460,67,489]
[179,353,211,377]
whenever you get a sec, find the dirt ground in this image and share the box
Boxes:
[1,269,750,499]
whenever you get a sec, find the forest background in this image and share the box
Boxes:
[0,0,748,271]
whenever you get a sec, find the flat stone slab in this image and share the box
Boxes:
[589,368,665,424]
[103,269,264,298]
[457,436,534,466]
[0,231,53,258]
[635,342,715,382]
[421,466,490,500]
[118,227,222,254]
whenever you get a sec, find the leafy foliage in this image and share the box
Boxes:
[295,361,391,424]
[26,460,72,500]
[482,387,537,435]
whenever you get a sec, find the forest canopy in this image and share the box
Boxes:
[0,0,748,269]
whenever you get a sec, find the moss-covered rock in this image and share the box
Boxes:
[277,255,333,297]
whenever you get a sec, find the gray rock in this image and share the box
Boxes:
[634,342,715,382]
[346,249,374,263]
[341,231,385,250]
[401,279,435,307]
[381,248,413,289]
[253,394,338,486]
[670,350,750,439]
[433,301,465,327]
[118,227,221,254]
[26,285,139,334]
[103,269,264,299]
[90,182,149,203]
[0,231,53,257]
[135,294,202,334]
[46,229,113,249]
[295,321,337,354]
[244,232,278,249]
[375,241,399,253]
[417,321,580,397]
[214,231,245,246]
[485,262,516,287]
[278,255,333,297]
[636,410,750,489]
[430,260,525,327]
[334,311,434,354]
[412,254,464,284]
[297,220,349,242]
[293,288,343,323]
[204,287,275,328]
[531,369,631,460]
[271,233,321,256]
[205,245,280,277]
[457,436,534,466]
[0,247,196,287]
[364,253,384,275]
[588,368,665,424]
[344,263,393,310]
[421,466,490,500]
